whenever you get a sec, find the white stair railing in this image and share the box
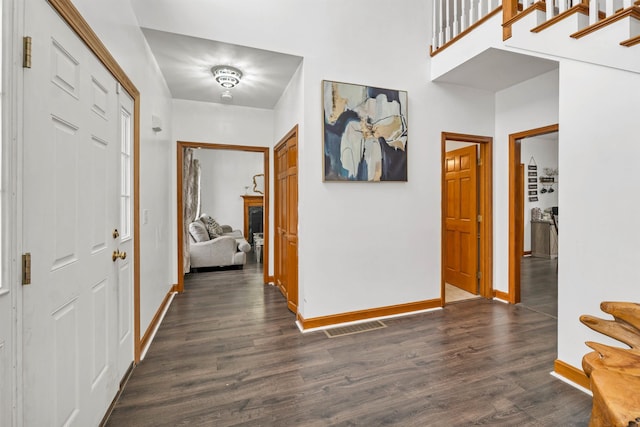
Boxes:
[432,0,503,50]
[432,0,634,52]
[529,0,628,25]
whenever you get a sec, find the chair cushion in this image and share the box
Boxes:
[200,213,224,238]
[188,221,210,242]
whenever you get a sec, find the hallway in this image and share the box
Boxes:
[106,264,590,426]
[520,256,558,318]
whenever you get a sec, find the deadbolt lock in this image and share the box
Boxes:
[112,229,120,239]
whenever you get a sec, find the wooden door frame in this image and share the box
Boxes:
[43,0,142,362]
[176,141,271,292]
[441,132,493,303]
[508,124,558,303]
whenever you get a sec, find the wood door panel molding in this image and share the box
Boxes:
[443,145,479,294]
[274,126,299,313]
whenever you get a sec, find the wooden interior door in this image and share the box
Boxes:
[285,140,298,313]
[444,145,478,294]
[274,127,298,313]
[275,143,287,298]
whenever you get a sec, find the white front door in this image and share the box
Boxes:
[115,91,134,382]
[0,246,13,421]
[22,0,129,424]
[0,286,12,426]
[1,0,20,424]
[0,0,15,421]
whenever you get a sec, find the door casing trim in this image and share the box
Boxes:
[508,124,558,303]
[441,132,493,303]
[176,141,271,292]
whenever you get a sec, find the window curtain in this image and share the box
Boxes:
[183,148,201,273]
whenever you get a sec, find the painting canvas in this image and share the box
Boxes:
[323,80,408,182]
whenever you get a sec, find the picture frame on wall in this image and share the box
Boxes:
[528,184,537,189]
[529,196,538,202]
[528,178,537,183]
[528,171,537,177]
[322,80,408,182]
[529,190,538,196]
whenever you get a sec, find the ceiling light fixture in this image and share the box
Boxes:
[211,65,243,88]
[220,90,233,101]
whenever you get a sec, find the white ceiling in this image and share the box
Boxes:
[136,8,557,110]
[141,28,303,109]
[433,48,559,91]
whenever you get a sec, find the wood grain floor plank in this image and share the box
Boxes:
[105,259,590,426]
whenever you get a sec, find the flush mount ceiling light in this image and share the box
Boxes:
[220,90,233,101]
[211,65,243,88]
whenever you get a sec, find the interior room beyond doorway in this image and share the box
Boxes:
[176,142,270,292]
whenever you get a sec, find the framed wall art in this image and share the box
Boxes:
[322,80,408,182]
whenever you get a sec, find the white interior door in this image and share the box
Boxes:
[0,0,15,423]
[0,261,13,423]
[22,0,126,424]
[116,90,134,381]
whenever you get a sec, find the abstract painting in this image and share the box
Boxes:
[323,80,408,182]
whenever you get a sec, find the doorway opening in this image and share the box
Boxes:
[176,141,270,292]
[508,124,559,304]
[441,132,493,304]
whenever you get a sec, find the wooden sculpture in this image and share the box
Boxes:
[580,302,640,426]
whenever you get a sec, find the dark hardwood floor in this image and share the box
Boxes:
[520,256,558,319]
[106,253,590,426]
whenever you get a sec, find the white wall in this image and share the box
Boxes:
[274,62,304,146]
[172,99,274,146]
[273,61,304,275]
[557,61,640,369]
[494,69,559,293]
[137,0,496,319]
[72,0,175,334]
[193,149,263,231]
[521,135,558,251]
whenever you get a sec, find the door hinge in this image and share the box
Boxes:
[477,215,482,222]
[477,271,482,280]
[23,36,32,69]
[477,157,482,166]
[22,253,32,285]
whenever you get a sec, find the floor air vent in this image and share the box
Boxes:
[324,320,386,338]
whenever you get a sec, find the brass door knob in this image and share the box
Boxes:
[112,250,127,262]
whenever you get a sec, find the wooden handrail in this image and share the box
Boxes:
[503,0,520,39]
[571,5,640,39]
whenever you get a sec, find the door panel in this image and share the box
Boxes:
[275,145,287,297]
[274,129,298,312]
[286,138,298,312]
[22,0,125,424]
[444,145,478,294]
[116,92,134,383]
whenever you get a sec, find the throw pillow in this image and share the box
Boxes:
[200,214,224,238]
[188,221,210,242]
